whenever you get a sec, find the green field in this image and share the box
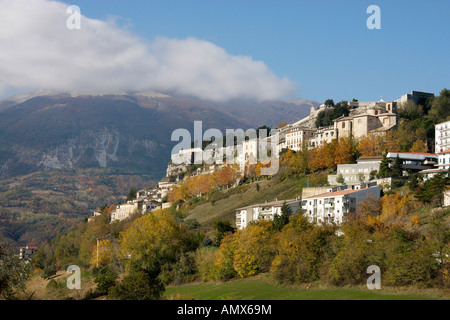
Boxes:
[165,275,448,300]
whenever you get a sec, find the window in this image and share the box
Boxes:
[342,123,345,128]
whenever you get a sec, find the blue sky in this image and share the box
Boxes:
[2,0,449,103]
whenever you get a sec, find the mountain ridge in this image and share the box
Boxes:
[0,91,319,179]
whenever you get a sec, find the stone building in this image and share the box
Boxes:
[334,106,398,140]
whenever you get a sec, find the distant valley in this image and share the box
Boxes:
[0,91,318,245]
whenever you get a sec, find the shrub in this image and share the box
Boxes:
[212,234,237,281]
[232,222,277,278]
[109,269,164,300]
[94,266,118,295]
[195,247,219,282]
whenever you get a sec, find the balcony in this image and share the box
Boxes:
[324,202,335,208]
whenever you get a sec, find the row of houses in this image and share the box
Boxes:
[236,117,450,230]
[236,183,380,229]
[281,101,398,151]
[170,91,432,169]
[109,179,176,223]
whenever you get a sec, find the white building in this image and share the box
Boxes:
[445,189,450,207]
[328,157,382,185]
[437,150,450,170]
[420,150,450,181]
[301,184,381,225]
[386,152,438,174]
[310,126,336,148]
[435,120,450,154]
[284,127,315,151]
[235,198,301,230]
[110,202,139,223]
[158,178,176,198]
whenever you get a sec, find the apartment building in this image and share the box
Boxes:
[301,184,381,225]
[284,126,315,151]
[235,198,301,230]
[435,120,450,153]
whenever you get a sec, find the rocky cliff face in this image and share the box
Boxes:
[0,92,317,179]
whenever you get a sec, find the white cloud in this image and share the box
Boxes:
[0,0,294,101]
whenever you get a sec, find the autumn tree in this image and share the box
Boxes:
[385,130,401,153]
[409,139,428,153]
[232,222,277,278]
[90,239,114,268]
[357,133,385,157]
[272,219,336,284]
[355,193,382,221]
[310,142,335,171]
[116,209,200,299]
[334,138,355,165]
[277,121,287,129]
[378,193,416,225]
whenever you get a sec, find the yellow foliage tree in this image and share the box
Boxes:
[232,222,276,278]
[378,193,416,225]
[357,133,386,157]
[334,138,355,165]
[119,209,184,269]
[90,239,114,268]
[409,139,428,153]
[385,130,401,153]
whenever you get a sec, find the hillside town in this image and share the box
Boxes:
[105,90,450,227]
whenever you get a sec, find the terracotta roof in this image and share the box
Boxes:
[235,199,300,211]
[419,169,448,174]
[304,187,377,199]
[438,150,450,155]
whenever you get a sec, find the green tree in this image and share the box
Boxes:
[0,242,30,299]
[213,219,235,246]
[117,210,200,299]
[429,89,450,122]
[272,201,293,231]
[94,266,118,295]
[391,155,403,178]
[109,264,164,300]
[337,173,345,185]
[324,99,335,107]
[415,174,449,206]
[126,187,137,202]
[378,153,391,178]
